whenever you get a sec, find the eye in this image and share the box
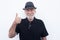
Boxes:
[26,9,29,11]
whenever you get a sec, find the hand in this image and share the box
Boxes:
[14,13,21,24]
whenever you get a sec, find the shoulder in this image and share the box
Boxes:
[35,18,44,24]
[17,18,26,25]
[21,18,27,22]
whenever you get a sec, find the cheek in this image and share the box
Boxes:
[25,12,29,16]
[31,11,35,15]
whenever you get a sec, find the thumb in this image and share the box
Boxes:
[16,13,18,17]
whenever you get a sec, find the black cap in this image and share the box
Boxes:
[23,1,36,10]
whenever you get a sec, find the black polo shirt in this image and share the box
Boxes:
[15,17,48,40]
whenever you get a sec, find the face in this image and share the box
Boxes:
[24,8,36,18]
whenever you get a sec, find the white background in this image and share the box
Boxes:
[0,0,60,40]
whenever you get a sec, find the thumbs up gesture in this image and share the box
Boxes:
[14,13,21,24]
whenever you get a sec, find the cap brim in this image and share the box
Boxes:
[23,7,36,10]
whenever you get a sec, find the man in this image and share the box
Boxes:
[8,1,48,40]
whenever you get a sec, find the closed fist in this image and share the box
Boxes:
[14,13,21,24]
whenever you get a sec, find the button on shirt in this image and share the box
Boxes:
[15,17,48,40]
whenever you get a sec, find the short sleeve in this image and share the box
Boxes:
[15,24,20,34]
[40,20,49,37]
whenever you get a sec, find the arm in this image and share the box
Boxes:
[8,13,21,38]
[41,37,47,40]
[8,21,17,38]
[40,20,48,40]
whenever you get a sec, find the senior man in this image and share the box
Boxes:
[9,1,48,40]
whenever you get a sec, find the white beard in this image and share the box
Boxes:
[26,15,35,22]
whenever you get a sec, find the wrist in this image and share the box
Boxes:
[13,21,17,25]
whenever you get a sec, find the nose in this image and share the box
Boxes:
[28,11,31,14]
[28,10,32,14]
